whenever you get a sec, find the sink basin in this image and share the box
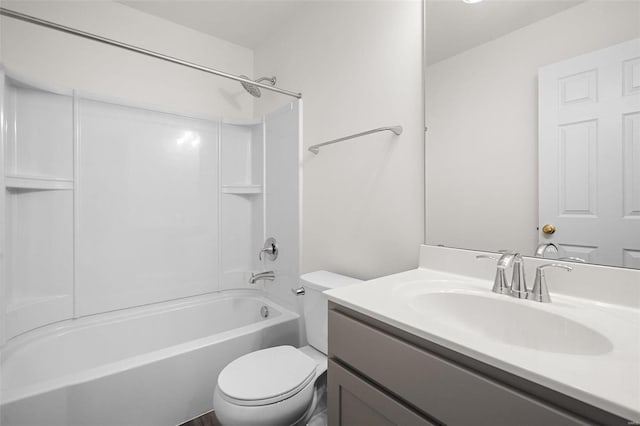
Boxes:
[409,292,613,355]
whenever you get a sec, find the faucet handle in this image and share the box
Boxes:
[528,263,572,303]
[259,237,278,261]
[476,255,510,295]
[476,254,499,261]
[558,257,586,263]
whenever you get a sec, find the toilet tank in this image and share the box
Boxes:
[301,271,362,355]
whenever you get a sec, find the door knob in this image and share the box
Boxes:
[541,224,556,235]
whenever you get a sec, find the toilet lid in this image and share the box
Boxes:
[217,345,317,406]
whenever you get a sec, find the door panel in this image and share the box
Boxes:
[539,38,640,267]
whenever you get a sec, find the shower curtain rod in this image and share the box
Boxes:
[0,7,303,99]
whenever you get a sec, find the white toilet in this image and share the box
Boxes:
[213,271,362,426]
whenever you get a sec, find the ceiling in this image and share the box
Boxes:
[119,0,307,49]
[119,0,584,62]
[425,0,584,65]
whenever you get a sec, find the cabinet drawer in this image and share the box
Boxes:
[328,359,436,426]
[329,309,591,426]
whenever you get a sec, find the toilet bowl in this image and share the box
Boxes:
[213,271,361,426]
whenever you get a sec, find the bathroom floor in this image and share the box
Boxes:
[180,411,221,426]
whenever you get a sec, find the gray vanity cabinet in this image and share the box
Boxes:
[327,302,627,426]
[328,359,436,426]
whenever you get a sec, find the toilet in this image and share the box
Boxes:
[213,271,362,426]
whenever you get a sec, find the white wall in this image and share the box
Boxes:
[425,1,640,254]
[0,1,254,119]
[254,1,424,280]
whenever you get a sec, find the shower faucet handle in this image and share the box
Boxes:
[259,237,278,261]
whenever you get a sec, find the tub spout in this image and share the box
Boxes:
[249,271,275,284]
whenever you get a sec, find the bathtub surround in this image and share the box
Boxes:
[0,67,300,338]
[77,99,219,316]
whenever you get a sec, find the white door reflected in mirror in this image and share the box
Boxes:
[538,38,640,268]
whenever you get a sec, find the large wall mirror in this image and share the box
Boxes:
[424,0,640,269]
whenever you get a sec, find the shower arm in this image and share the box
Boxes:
[308,126,403,154]
[0,7,301,99]
[254,77,276,85]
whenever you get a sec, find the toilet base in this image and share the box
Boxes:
[302,372,327,426]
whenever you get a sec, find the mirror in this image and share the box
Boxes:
[424,0,640,269]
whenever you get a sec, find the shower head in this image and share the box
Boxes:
[239,75,277,98]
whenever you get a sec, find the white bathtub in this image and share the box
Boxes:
[0,291,300,426]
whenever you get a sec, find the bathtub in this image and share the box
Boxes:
[0,291,300,426]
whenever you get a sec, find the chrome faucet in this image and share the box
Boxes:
[477,252,528,299]
[501,252,528,299]
[535,242,558,258]
[478,252,575,303]
[249,271,275,284]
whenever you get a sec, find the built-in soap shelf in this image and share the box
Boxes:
[220,120,264,290]
[5,174,74,191]
[221,185,262,195]
[1,69,77,342]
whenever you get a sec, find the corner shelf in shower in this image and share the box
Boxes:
[5,175,74,191]
[222,185,262,195]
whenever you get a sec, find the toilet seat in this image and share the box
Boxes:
[217,346,317,407]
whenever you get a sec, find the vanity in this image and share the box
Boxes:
[325,245,640,426]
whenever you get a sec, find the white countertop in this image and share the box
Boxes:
[326,267,640,422]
